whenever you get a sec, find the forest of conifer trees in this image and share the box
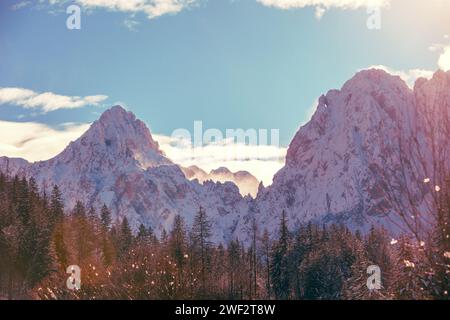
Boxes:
[0,172,448,300]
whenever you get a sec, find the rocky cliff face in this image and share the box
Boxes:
[236,69,450,242]
[1,69,449,243]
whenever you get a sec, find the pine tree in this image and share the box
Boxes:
[87,206,97,220]
[118,217,133,257]
[365,226,394,290]
[16,177,35,285]
[297,226,345,300]
[26,214,52,287]
[169,215,187,295]
[270,210,291,299]
[12,177,53,290]
[391,236,428,299]
[213,243,227,297]
[137,223,149,240]
[49,185,64,225]
[227,239,241,298]
[100,204,112,231]
[291,225,309,299]
[103,224,117,266]
[250,218,258,298]
[72,201,86,219]
[342,235,388,300]
[261,229,271,299]
[72,201,95,264]
[191,207,212,297]
[17,177,31,226]
[161,228,169,245]
[50,185,67,269]
[98,204,114,265]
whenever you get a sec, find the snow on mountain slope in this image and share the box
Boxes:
[1,69,449,244]
[182,165,260,197]
[0,106,248,244]
[414,70,450,183]
[234,69,450,242]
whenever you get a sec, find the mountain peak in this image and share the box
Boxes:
[286,68,415,167]
[211,167,232,175]
[55,106,172,170]
[93,106,158,149]
[99,105,131,122]
[432,69,450,79]
[97,105,139,129]
[427,69,450,87]
[342,68,410,94]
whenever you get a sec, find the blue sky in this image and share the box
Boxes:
[1,0,450,184]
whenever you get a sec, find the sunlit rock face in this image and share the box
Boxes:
[236,69,450,242]
[1,70,449,244]
[182,165,260,198]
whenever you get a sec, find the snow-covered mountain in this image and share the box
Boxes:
[181,165,260,197]
[0,106,248,244]
[1,69,449,243]
[236,69,450,242]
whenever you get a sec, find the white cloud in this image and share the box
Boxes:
[48,0,199,19]
[0,121,90,162]
[256,0,390,18]
[154,134,287,186]
[438,46,450,72]
[364,65,434,88]
[428,35,450,72]
[0,87,108,113]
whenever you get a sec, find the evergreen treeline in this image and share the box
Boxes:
[0,173,448,300]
